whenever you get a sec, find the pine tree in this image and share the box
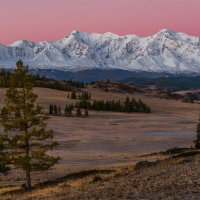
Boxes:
[76,107,82,117]
[71,91,76,99]
[194,115,200,149]
[53,105,58,115]
[0,61,59,189]
[58,106,61,115]
[49,104,53,115]
[124,97,132,112]
[65,104,73,117]
[84,109,89,117]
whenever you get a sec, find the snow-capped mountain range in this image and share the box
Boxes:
[1,29,200,73]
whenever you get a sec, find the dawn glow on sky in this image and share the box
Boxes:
[0,0,199,44]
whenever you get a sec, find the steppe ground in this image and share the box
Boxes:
[2,153,200,200]
[0,85,199,187]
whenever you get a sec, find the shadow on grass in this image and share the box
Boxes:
[2,169,115,196]
[135,147,200,171]
[172,150,200,158]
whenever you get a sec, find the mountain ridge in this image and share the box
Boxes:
[1,29,200,73]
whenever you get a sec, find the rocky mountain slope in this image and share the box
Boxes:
[1,29,200,73]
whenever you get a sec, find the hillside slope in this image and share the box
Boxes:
[1,153,200,200]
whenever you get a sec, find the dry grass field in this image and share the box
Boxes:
[0,85,199,198]
[1,152,200,200]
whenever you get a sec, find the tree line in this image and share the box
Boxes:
[0,68,84,90]
[68,91,91,100]
[49,104,89,117]
[76,96,151,113]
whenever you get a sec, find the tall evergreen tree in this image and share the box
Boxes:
[58,106,61,115]
[0,61,59,189]
[194,115,200,149]
[71,91,77,99]
[65,104,73,117]
[84,109,89,117]
[53,105,58,115]
[76,107,82,117]
[49,104,54,115]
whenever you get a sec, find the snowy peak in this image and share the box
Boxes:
[0,29,200,73]
[156,28,175,35]
[10,40,35,47]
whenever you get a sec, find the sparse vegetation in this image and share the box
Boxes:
[1,154,200,199]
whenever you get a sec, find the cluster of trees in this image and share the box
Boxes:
[49,104,89,117]
[0,61,59,189]
[65,105,89,117]
[76,97,151,113]
[79,92,91,100]
[0,68,84,90]
[35,80,84,92]
[49,104,62,115]
[68,91,91,100]
[65,104,76,117]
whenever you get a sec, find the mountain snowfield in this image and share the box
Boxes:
[1,29,200,73]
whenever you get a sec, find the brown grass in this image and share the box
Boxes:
[0,85,199,193]
[1,154,200,200]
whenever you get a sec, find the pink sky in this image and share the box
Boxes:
[0,0,199,44]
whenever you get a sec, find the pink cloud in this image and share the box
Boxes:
[0,0,199,44]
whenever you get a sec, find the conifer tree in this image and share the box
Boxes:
[0,61,59,189]
[65,104,73,117]
[84,109,89,117]
[71,91,76,99]
[49,104,53,115]
[194,115,200,149]
[58,106,61,115]
[53,105,58,115]
[76,107,82,117]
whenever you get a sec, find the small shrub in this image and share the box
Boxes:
[92,175,102,183]
[135,160,159,170]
